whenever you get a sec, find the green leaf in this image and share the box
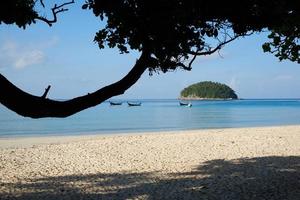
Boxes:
[262,43,271,52]
[273,36,280,45]
[82,4,88,9]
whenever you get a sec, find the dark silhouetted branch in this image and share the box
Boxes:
[40,0,45,8]
[176,55,196,71]
[36,0,74,26]
[0,50,150,118]
[188,35,239,56]
[41,85,51,99]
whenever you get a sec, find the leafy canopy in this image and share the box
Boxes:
[82,0,300,73]
[1,1,300,72]
[0,0,38,28]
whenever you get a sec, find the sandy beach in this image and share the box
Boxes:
[0,125,299,200]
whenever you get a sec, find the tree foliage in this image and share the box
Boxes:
[82,0,300,72]
[0,1,299,118]
[0,0,74,28]
[0,0,37,28]
[180,81,238,99]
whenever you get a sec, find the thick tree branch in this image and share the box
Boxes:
[0,50,150,118]
[35,0,74,26]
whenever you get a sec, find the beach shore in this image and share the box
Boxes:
[0,125,299,199]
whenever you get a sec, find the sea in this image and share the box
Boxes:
[0,99,300,138]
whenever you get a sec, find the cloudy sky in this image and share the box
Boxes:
[0,2,300,99]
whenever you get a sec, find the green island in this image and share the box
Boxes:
[180,81,238,100]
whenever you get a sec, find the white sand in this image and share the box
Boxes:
[0,125,299,199]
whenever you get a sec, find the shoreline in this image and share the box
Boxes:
[0,124,299,149]
[179,97,237,100]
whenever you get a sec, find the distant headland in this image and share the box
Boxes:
[180,81,238,100]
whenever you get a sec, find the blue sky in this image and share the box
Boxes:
[0,2,300,99]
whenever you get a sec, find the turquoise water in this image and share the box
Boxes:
[0,99,300,137]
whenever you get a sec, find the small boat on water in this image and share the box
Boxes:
[109,101,122,106]
[127,102,142,106]
[179,101,192,107]
[179,101,189,106]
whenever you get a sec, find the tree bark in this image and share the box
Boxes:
[0,51,150,118]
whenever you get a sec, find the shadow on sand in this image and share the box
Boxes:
[1,156,299,200]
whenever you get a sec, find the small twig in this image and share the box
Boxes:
[42,85,51,98]
[217,50,224,58]
[188,35,240,56]
[187,54,197,69]
[40,0,45,8]
[36,0,75,26]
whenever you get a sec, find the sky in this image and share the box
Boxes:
[0,2,300,99]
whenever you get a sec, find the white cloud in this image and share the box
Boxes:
[0,36,58,69]
[14,50,45,69]
[0,40,45,69]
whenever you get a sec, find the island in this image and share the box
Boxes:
[180,81,238,100]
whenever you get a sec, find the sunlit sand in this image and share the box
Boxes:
[0,125,299,199]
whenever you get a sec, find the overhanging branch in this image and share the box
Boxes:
[35,0,75,26]
[0,50,150,118]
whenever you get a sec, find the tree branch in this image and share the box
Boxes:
[40,0,45,8]
[188,35,239,56]
[35,0,75,26]
[0,50,150,118]
[176,54,197,71]
[41,85,51,99]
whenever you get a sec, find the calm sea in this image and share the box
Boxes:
[0,99,300,137]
